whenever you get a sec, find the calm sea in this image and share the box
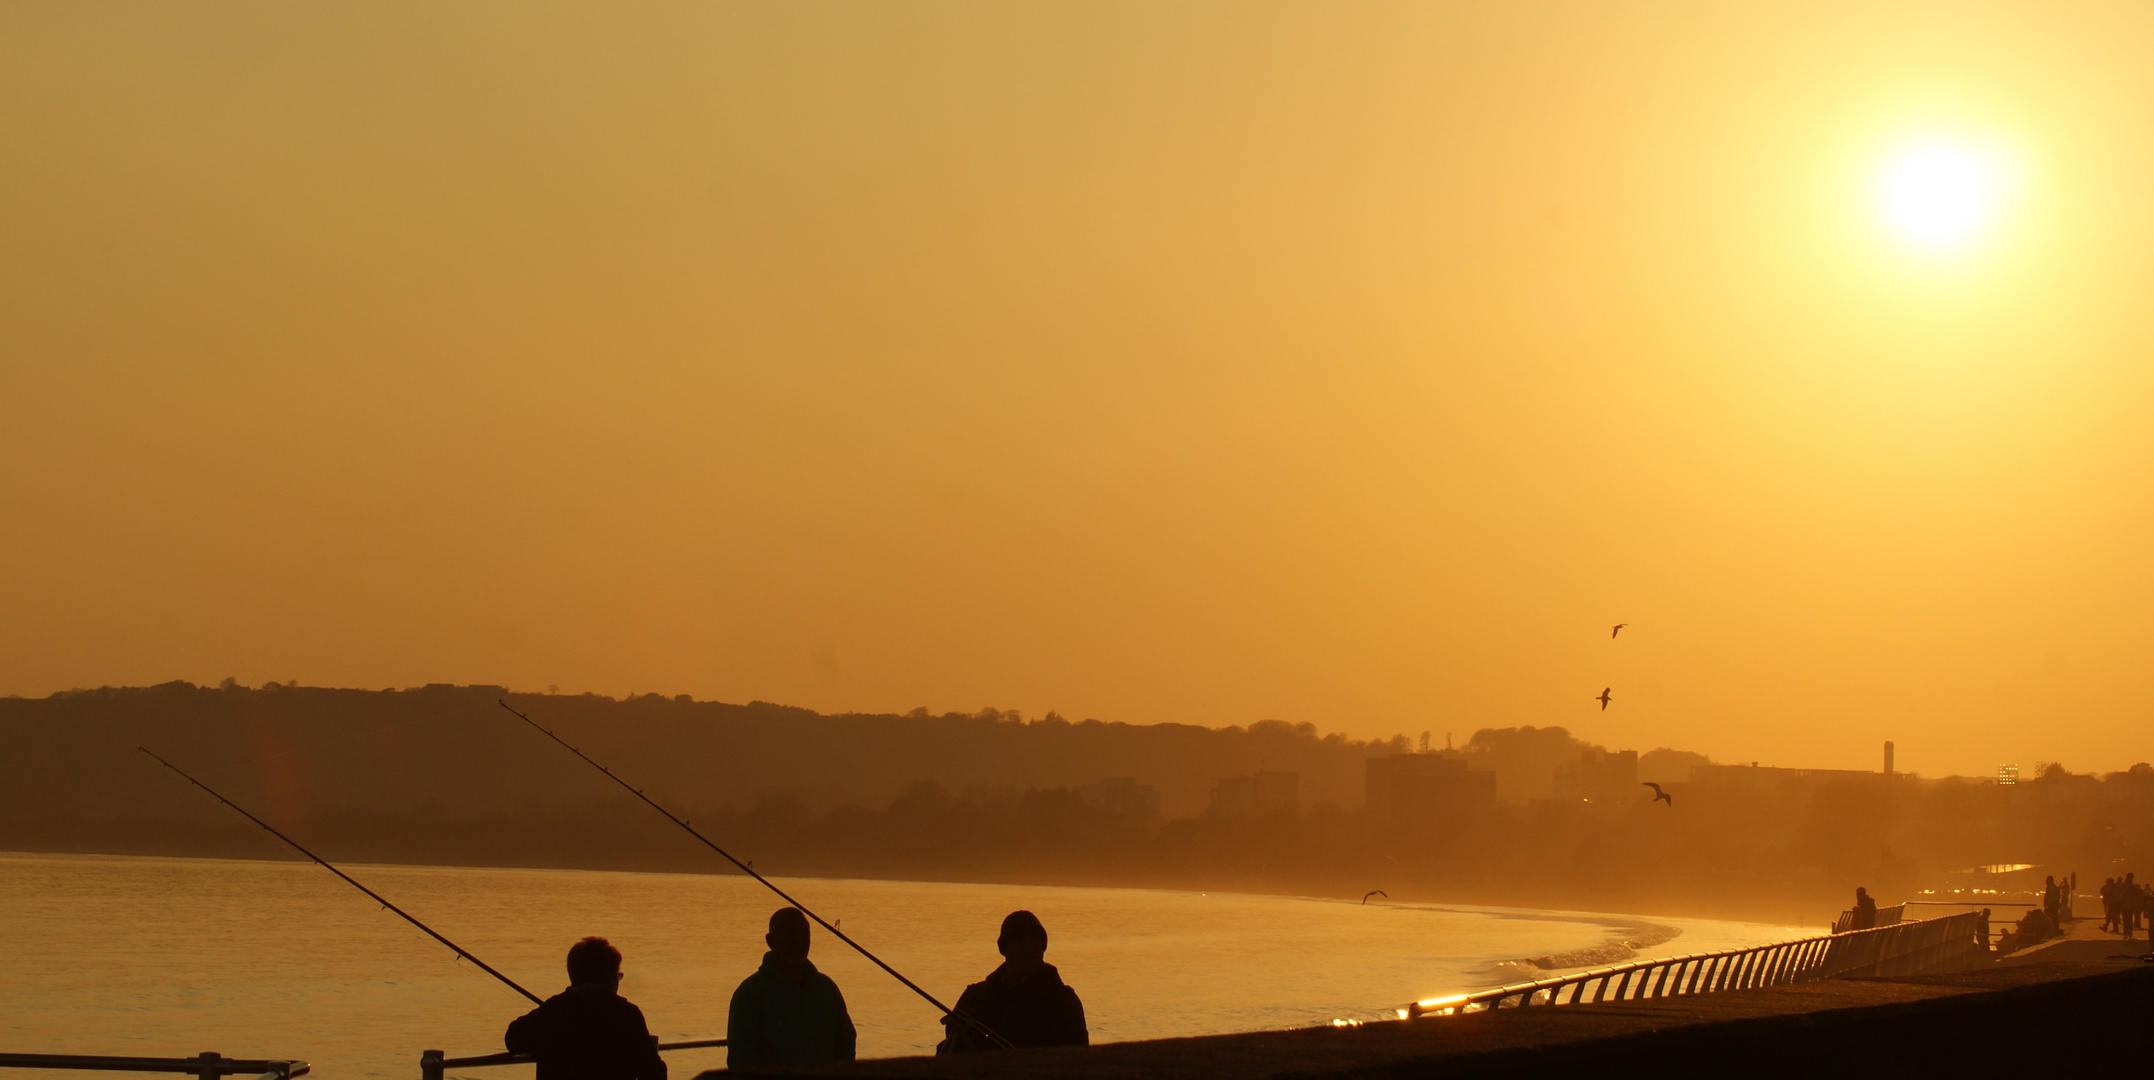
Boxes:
[2,853,1800,1077]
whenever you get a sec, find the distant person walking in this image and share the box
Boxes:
[504,937,667,1080]
[727,907,857,1071]
[2119,870,2136,939]
[2102,878,2120,934]
[1850,887,1878,931]
[937,911,1088,1054]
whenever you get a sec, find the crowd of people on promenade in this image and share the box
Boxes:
[1845,871,2154,955]
[2099,872,2150,938]
[1986,870,2153,953]
[500,907,1087,1079]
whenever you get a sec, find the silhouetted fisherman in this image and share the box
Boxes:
[505,937,667,1080]
[937,910,1087,1054]
[2043,875,2062,925]
[727,907,857,1070]
[1850,887,1878,931]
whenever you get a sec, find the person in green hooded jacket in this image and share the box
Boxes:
[726,907,857,1070]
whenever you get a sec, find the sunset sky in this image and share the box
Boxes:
[5,2,2151,778]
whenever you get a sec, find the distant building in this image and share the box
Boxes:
[1081,776,1161,820]
[1553,748,1639,804]
[1998,764,2020,786]
[1209,770,1298,818]
[1366,754,1495,823]
[1688,763,1884,786]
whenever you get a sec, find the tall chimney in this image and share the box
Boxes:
[1883,740,1895,777]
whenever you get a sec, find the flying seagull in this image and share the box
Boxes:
[1363,890,1388,905]
[1643,782,1672,807]
[1612,623,1627,638]
[1596,687,1613,710]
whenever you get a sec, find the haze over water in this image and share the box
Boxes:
[5,852,1798,1076]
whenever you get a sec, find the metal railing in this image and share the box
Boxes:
[420,1039,725,1080]
[1404,912,1984,1019]
[0,1055,307,1080]
[1829,903,1905,934]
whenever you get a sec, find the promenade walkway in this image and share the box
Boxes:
[1998,904,2152,967]
[722,940,2150,1078]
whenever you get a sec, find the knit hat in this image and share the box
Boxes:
[998,909,1047,948]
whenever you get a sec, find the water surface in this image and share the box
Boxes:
[3,852,1799,1077]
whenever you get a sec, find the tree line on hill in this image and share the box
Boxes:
[4,682,2148,924]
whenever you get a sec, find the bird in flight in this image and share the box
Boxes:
[1363,890,1388,905]
[1612,623,1627,638]
[1596,687,1613,710]
[1643,782,1672,807]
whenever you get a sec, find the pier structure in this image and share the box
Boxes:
[702,911,2147,1078]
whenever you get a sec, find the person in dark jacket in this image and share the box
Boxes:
[1850,887,1878,931]
[505,937,667,1080]
[937,910,1087,1054]
[727,907,857,1070]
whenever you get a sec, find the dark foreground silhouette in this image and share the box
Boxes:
[937,911,1088,1054]
[505,937,666,1080]
[727,908,858,1070]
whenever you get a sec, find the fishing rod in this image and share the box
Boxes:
[496,700,1014,1050]
[139,747,544,1006]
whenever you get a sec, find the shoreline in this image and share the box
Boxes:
[0,845,1820,933]
[0,847,1756,947]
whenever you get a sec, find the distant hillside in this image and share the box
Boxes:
[0,680,1400,833]
[8,682,2150,924]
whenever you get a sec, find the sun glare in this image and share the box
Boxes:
[1879,142,2001,249]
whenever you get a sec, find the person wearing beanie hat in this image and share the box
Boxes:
[936,910,1088,1054]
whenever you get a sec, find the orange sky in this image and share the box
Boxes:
[5,2,2152,778]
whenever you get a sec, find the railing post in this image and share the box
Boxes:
[195,1052,223,1080]
[421,1050,445,1080]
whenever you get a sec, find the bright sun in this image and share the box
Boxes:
[1879,142,2001,249]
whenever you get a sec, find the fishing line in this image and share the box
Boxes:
[496,700,1014,1050]
[139,747,545,1005]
